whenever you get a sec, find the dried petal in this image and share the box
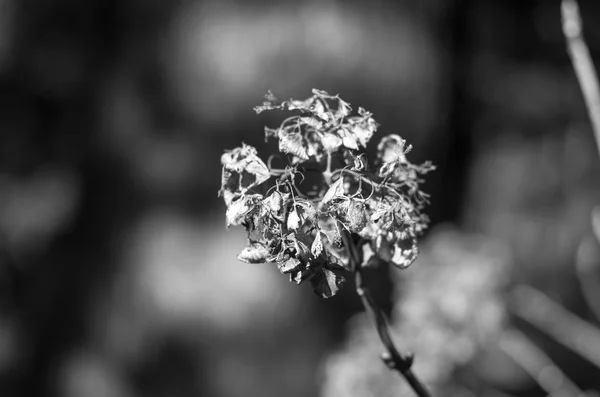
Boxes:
[237,243,271,263]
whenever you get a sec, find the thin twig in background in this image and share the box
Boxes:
[500,328,585,396]
[340,230,432,397]
[510,284,600,370]
[575,237,600,322]
[576,215,600,322]
[562,0,600,157]
[575,208,600,321]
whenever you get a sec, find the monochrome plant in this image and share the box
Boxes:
[219,89,435,396]
[220,89,433,297]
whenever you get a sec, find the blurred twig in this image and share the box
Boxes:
[575,208,600,321]
[340,230,432,397]
[564,0,600,333]
[576,238,600,322]
[500,328,586,396]
[562,0,600,157]
[510,284,600,369]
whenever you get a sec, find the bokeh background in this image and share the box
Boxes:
[1,0,600,396]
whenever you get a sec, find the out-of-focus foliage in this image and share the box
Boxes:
[0,169,79,254]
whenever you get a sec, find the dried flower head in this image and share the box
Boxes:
[219,89,434,298]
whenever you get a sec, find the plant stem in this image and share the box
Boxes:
[340,230,432,397]
[562,0,600,157]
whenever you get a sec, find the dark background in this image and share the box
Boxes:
[1,0,600,396]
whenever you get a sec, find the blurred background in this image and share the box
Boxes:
[1,0,600,396]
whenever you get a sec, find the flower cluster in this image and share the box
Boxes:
[219,89,434,298]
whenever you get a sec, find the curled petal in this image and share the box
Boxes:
[237,243,271,264]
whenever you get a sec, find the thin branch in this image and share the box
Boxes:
[500,328,586,396]
[340,230,432,397]
[562,0,600,157]
[575,236,600,322]
[510,284,600,369]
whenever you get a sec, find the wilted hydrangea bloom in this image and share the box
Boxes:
[219,89,434,297]
[321,227,510,396]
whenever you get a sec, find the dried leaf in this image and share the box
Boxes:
[226,195,259,227]
[322,228,342,247]
[335,99,351,121]
[324,255,351,272]
[287,208,301,230]
[292,233,311,258]
[288,98,313,111]
[253,92,279,114]
[375,235,392,262]
[310,268,345,298]
[371,202,393,222]
[339,129,358,150]
[218,167,239,205]
[357,107,370,116]
[220,145,270,186]
[312,88,331,96]
[263,191,288,214]
[309,99,329,121]
[351,122,375,148]
[361,243,378,268]
[245,162,270,185]
[296,201,317,224]
[265,90,278,103]
[321,133,343,153]
[264,126,279,140]
[323,178,345,204]
[311,231,323,257]
[351,154,365,171]
[377,134,409,164]
[237,243,270,263]
[279,130,309,160]
[347,200,368,233]
[390,238,419,269]
[255,99,281,113]
[278,257,302,274]
[290,267,313,285]
[300,116,323,129]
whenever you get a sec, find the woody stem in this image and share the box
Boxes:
[340,231,432,397]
